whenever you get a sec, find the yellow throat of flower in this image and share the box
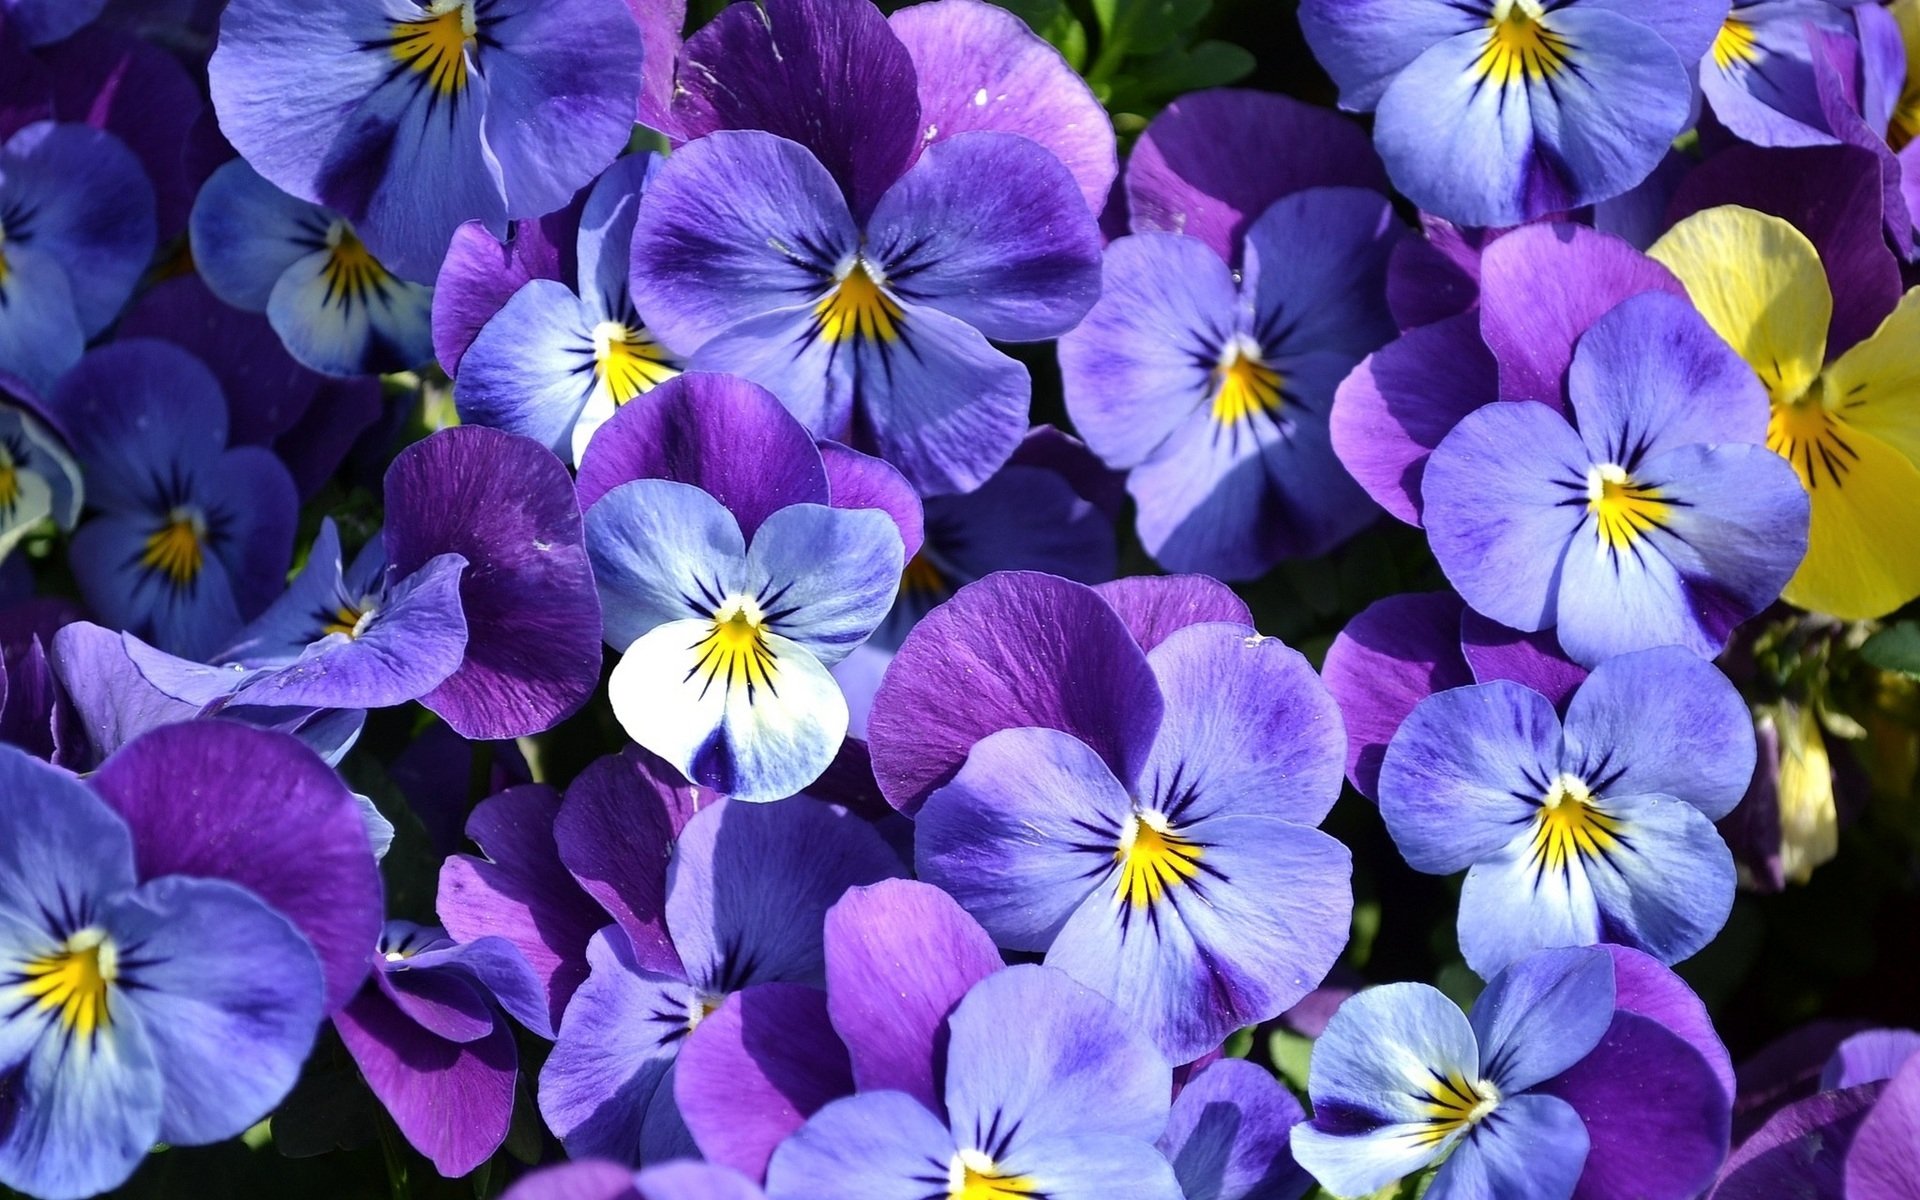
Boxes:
[1768,384,1862,491]
[1526,774,1625,877]
[591,320,679,405]
[1475,0,1570,86]
[1585,463,1671,552]
[949,1149,1040,1200]
[321,221,392,310]
[389,1,476,95]
[815,261,904,344]
[141,508,208,586]
[689,596,779,701]
[1713,15,1761,71]
[20,928,118,1040]
[1411,1070,1501,1146]
[1211,339,1284,427]
[1114,810,1204,908]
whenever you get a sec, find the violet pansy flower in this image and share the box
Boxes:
[1299,0,1725,226]
[883,573,1351,1061]
[189,158,434,377]
[1421,292,1808,666]
[1293,946,1733,1200]
[583,373,916,802]
[1379,646,1753,977]
[333,920,551,1177]
[209,0,644,281]
[0,120,155,393]
[50,340,298,660]
[0,737,326,1200]
[766,964,1183,1200]
[629,0,1106,495]
[453,154,680,463]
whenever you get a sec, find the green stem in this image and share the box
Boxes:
[377,1115,409,1200]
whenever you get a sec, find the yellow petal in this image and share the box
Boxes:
[1649,206,1831,406]
[1772,703,1839,887]
[1781,419,1920,619]
[1820,287,1920,467]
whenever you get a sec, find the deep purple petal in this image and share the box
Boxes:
[573,372,829,532]
[1093,575,1253,653]
[384,427,602,738]
[554,746,696,977]
[1159,1058,1310,1200]
[670,0,921,222]
[823,879,1002,1114]
[433,200,586,377]
[1126,88,1386,266]
[868,571,1163,813]
[1458,609,1588,711]
[90,720,384,1014]
[1823,1029,1920,1091]
[1845,1055,1920,1200]
[675,983,854,1181]
[1320,590,1471,801]
[817,440,925,563]
[1712,1083,1883,1200]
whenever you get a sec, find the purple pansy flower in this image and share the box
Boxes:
[49,340,298,660]
[538,795,901,1165]
[1299,0,1725,226]
[628,0,1106,494]
[209,0,644,281]
[766,964,1184,1199]
[0,120,155,393]
[883,572,1351,1060]
[1419,291,1808,666]
[1379,646,1753,977]
[116,426,603,739]
[189,158,434,377]
[1321,589,1588,801]
[0,733,331,1200]
[502,1160,767,1200]
[1293,945,1732,1200]
[453,154,681,463]
[583,373,915,802]
[333,920,552,1177]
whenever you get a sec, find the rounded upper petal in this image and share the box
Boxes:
[1469,946,1617,1094]
[1158,1058,1310,1200]
[1322,591,1473,801]
[0,121,156,337]
[1561,648,1756,820]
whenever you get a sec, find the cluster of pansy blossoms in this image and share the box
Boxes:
[3,0,1920,1197]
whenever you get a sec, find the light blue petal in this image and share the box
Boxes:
[1428,1093,1588,1200]
[585,479,748,651]
[1560,647,1756,821]
[1457,829,1604,980]
[189,158,332,313]
[0,242,85,395]
[608,619,847,803]
[1469,947,1616,1093]
[0,122,156,335]
[1379,682,1564,875]
[1000,1133,1186,1200]
[943,964,1173,1152]
[218,518,352,665]
[0,745,136,933]
[454,279,600,457]
[266,241,434,377]
[764,1090,955,1200]
[915,726,1132,953]
[575,153,657,325]
[103,876,324,1144]
[1243,187,1401,361]
[744,503,903,667]
[1581,792,1737,966]
[0,991,160,1200]
[1297,0,1487,110]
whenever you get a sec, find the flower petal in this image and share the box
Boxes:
[744,503,903,667]
[1469,946,1616,1094]
[1158,1058,1310,1200]
[1322,591,1473,801]
[1560,648,1756,821]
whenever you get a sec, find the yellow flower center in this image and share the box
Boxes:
[1473,0,1571,86]
[0,445,19,515]
[322,604,368,639]
[1767,393,1861,490]
[1114,810,1204,909]
[1410,1070,1501,1147]
[949,1149,1040,1200]
[320,221,393,311]
[1712,16,1761,71]
[1525,774,1626,878]
[19,928,117,1040]
[141,507,208,585]
[1585,463,1671,551]
[690,596,779,702]
[591,320,679,405]
[1211,338,1284,427]
[389,1,475,96]
[815,261,904,344]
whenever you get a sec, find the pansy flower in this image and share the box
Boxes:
[1700,2,1873,147]
[628,0,1107,494]
[767,964,1184,1199]
[121,426,603,739]
[454,154,681,463]
[1298,0,1725,226]
[209,0,645,281]
[0,120,155,392]
[1421,291,1807,666]
[582,372,916,802]
[1061,91,1400,578]
[503,1161,768,1200]
[1651,203,1920,619]
[1379,646,1753,977]
[0,376,80,566]
[49,340,298,659]
[189,158,433,377]
[333,920,552,1177]
[1292,946,1733,1200]
[881,572,1351,1060]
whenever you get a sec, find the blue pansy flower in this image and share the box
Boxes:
[189,159,434,377]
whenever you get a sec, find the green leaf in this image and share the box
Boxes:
[1153,38,1257,91]
[994,0,1089,68]
[1268,1027,1314,1092]
[1222,1026,1256,1059]
[1862,621,1920,678]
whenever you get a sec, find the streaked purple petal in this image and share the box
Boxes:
[1159,1058,1310,1200]
[1322,591,1472,800]
[554,747,696,977]
[1094,575,1252,653]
